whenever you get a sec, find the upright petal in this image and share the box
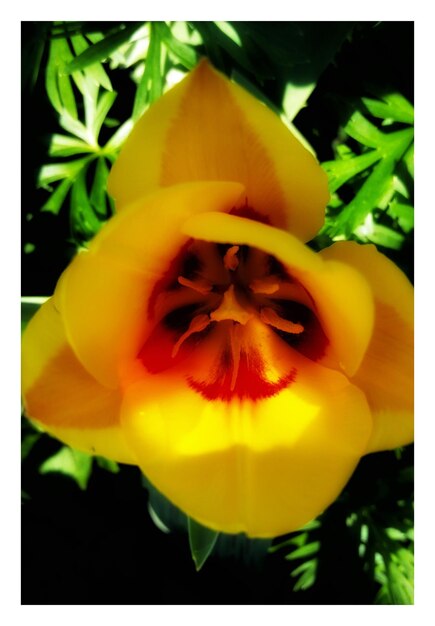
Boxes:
[320,241,413,452]
[108,59,328,241]
[121,351,372,538]
[22,299,134,463]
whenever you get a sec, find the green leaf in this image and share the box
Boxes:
[57,73,78,119]
[322,149,382,193]
[45,37,71,114]
[387,200,414,233]
[285,541,320,560]
[104,119,134,152]
[362,93,414,125]
[157,22,197,69]
[70,165,103,238]
[344,110,386,148]
[330,157,396,237]
[21,296,48,332]
[64,23,145,73]
[38,157,90,187]
[147,504,171,534]
[188,517,219,571]
[95,456,120,473]
[90,157,110,216]
[21,433,41,459]
[39,446,93,490]
[403,143,414,179]
[59,112,92,144]
[49,134,94,158]
[366,222,405,250]
[93,91,117,141]
[70,34,113,91]
[41,178,73,215]
[132,23,163,121]
[292,562,318,591]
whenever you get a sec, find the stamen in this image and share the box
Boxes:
[171,314,211,358]
[178,275,212,295]
[210,285,252,325]
[223,245,240,271]
[249,276,280,295]
[260,307,304,335]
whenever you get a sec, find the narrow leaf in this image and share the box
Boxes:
[345,110,385,148]
[70,34,113,91]
[93,91,117,141]
[104,119,134,152]
[45,38,79,117]
[188,516,219,571]
[49,134,94,158]
[132,22,162,121]
[322,149,382,193]
[388,200,414,233]
[330,157,396,237]
[58,73,78,119]
[45,42,63,113]
[90,157,109,216]
[403,143,414,179]
[64,23,145,73]
[365,223,405,250]
[38,157,90,187]
[286,541,320,560]
[59,112,92,143]
[70,165,102,237]
[41,178,73,215]
[157,22,197,69]
[362,94,414,125]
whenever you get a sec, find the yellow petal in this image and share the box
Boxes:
[108,59,328,241]
[182,211,375,376]
[21,298,134,463]
[57,181,244,388]
[120,350,372,538]
[320,241,413,452]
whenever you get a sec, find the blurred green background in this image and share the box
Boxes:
[21,21,414,605]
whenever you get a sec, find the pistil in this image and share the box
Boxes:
[210,285,253,325]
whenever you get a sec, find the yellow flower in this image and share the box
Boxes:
[22,61,413,538]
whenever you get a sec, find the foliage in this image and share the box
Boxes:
[319,93,414,251]
[22,21,413,603]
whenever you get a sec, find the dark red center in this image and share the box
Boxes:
[138,237,328,401]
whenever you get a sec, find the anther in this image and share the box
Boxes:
[249,276,280,295]
[178,275,213,295]
[223,246,240,271]
[260,307,304,335]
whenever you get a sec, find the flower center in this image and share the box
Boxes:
[139,240,328,401]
